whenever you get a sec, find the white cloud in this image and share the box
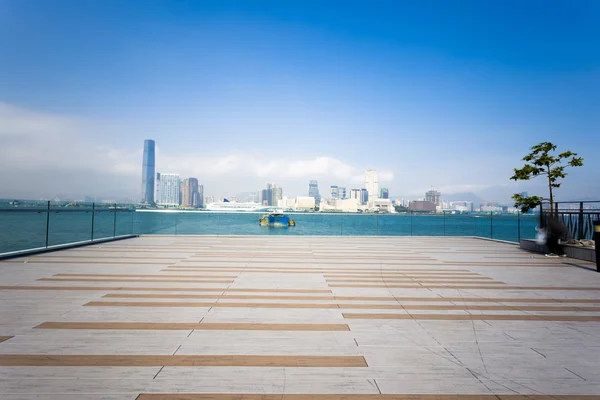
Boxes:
[0,103,395,197]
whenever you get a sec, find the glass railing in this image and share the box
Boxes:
[0,201,136,255]
[0,201,540,256]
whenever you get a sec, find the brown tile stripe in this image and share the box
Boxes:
[0,286,331,293]
[136,394,600,400]
[343,313,600,322]
[30,255,186,260]
[0,336,14,343]
[181,260,443,265]
[165,269,480,276]
[9,260,173,265]
[328,284,600,290]
[0,354,367,367]
[54,274,238,279]
[167,265,472,275]
[102,293,600,303]
[83,301,600,311]
[325,280,506,284]
[38,278,234,283]
[35,322,350,331]
[321,274,490,279]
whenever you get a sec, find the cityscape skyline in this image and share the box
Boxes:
[0,2,598,203]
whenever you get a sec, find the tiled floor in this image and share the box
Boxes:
[0,236,599,399]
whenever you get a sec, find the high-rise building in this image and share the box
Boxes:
[156,173,180,206]
[308,180,320,204]
[330,185,339,200]
[261,183,282,206]
[180,178,200,208]
[339,187,347,200]
[365,169,379,200]
[380,188,389,199]
[272,185,283,206]
[360,188,369,205]
[519,191,528,198]
[425,188,441,206]
[350,189,361,201]
[197,185,204,208]
[141,139,156,204]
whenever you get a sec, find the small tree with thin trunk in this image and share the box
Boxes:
[510,142,583,214]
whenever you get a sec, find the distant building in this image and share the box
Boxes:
[308,180,321,205]
[365,169,379,200]
[197,185,204,208]
[409,200,436,212]
[330,185,339,200]
[519,191,528,198]
[380,188,389,199]
[350,189,360,201]
[339,187,347,200]
[156,173,180,207]
[296,196,316,210]
[425,188,441,206]
[261,183,282,206]
[180,178,201,208]
[141,139,156,204]
[272,185,283,207]
[360,188,369,205]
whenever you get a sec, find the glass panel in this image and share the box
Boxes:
[92,206,116,240]
[490,214,519,242]
[445,214,474,237]
[0,208,48,254]
[472,213,492,238]
[134,210,178,234]
[115,210,135,236]
[411,215,445,236]
[378,214,410,236]
[341,214,378,236]
[47,202,93,246]
[519,214,539,241]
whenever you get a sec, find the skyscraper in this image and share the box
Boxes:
[339,187,347,200]
[156,173,180,206]
[365,169,379,200]
[180,178,200,208]
[380,188,389,199]
[350,188,361,201]
[360,188,369,205]
[197,185,204,208]
[272,185,283,206]
[141,139,155,204]
[425,188,441,206]
[330,185,339,200]
[308,180,320,205]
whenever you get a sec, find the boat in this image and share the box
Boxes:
[259,211,296,227]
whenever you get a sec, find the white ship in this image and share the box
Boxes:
[206,199,270,212]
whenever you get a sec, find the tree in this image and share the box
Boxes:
[510,142,583,214]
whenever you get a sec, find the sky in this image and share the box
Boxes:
[1,0,599,202]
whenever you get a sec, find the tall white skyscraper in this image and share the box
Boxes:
[365,169,379,200]
[156,173,180,206]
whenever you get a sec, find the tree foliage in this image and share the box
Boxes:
[510,142,583,214]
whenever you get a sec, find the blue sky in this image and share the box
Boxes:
[1,0,599,201]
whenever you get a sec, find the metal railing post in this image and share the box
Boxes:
[376,215,379,235]
[113,203,117,237]
[410,212,413,236]
[45,201,50,248]
[443,211,446,236]
[517,211,521,242]
[578,202,584,240]
[490,212,493,239]
[91,203,95,241]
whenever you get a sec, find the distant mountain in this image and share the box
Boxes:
[442,192,486,207]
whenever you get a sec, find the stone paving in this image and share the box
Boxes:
[0,236,600,399]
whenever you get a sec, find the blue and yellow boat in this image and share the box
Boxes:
[259,211,296,227]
